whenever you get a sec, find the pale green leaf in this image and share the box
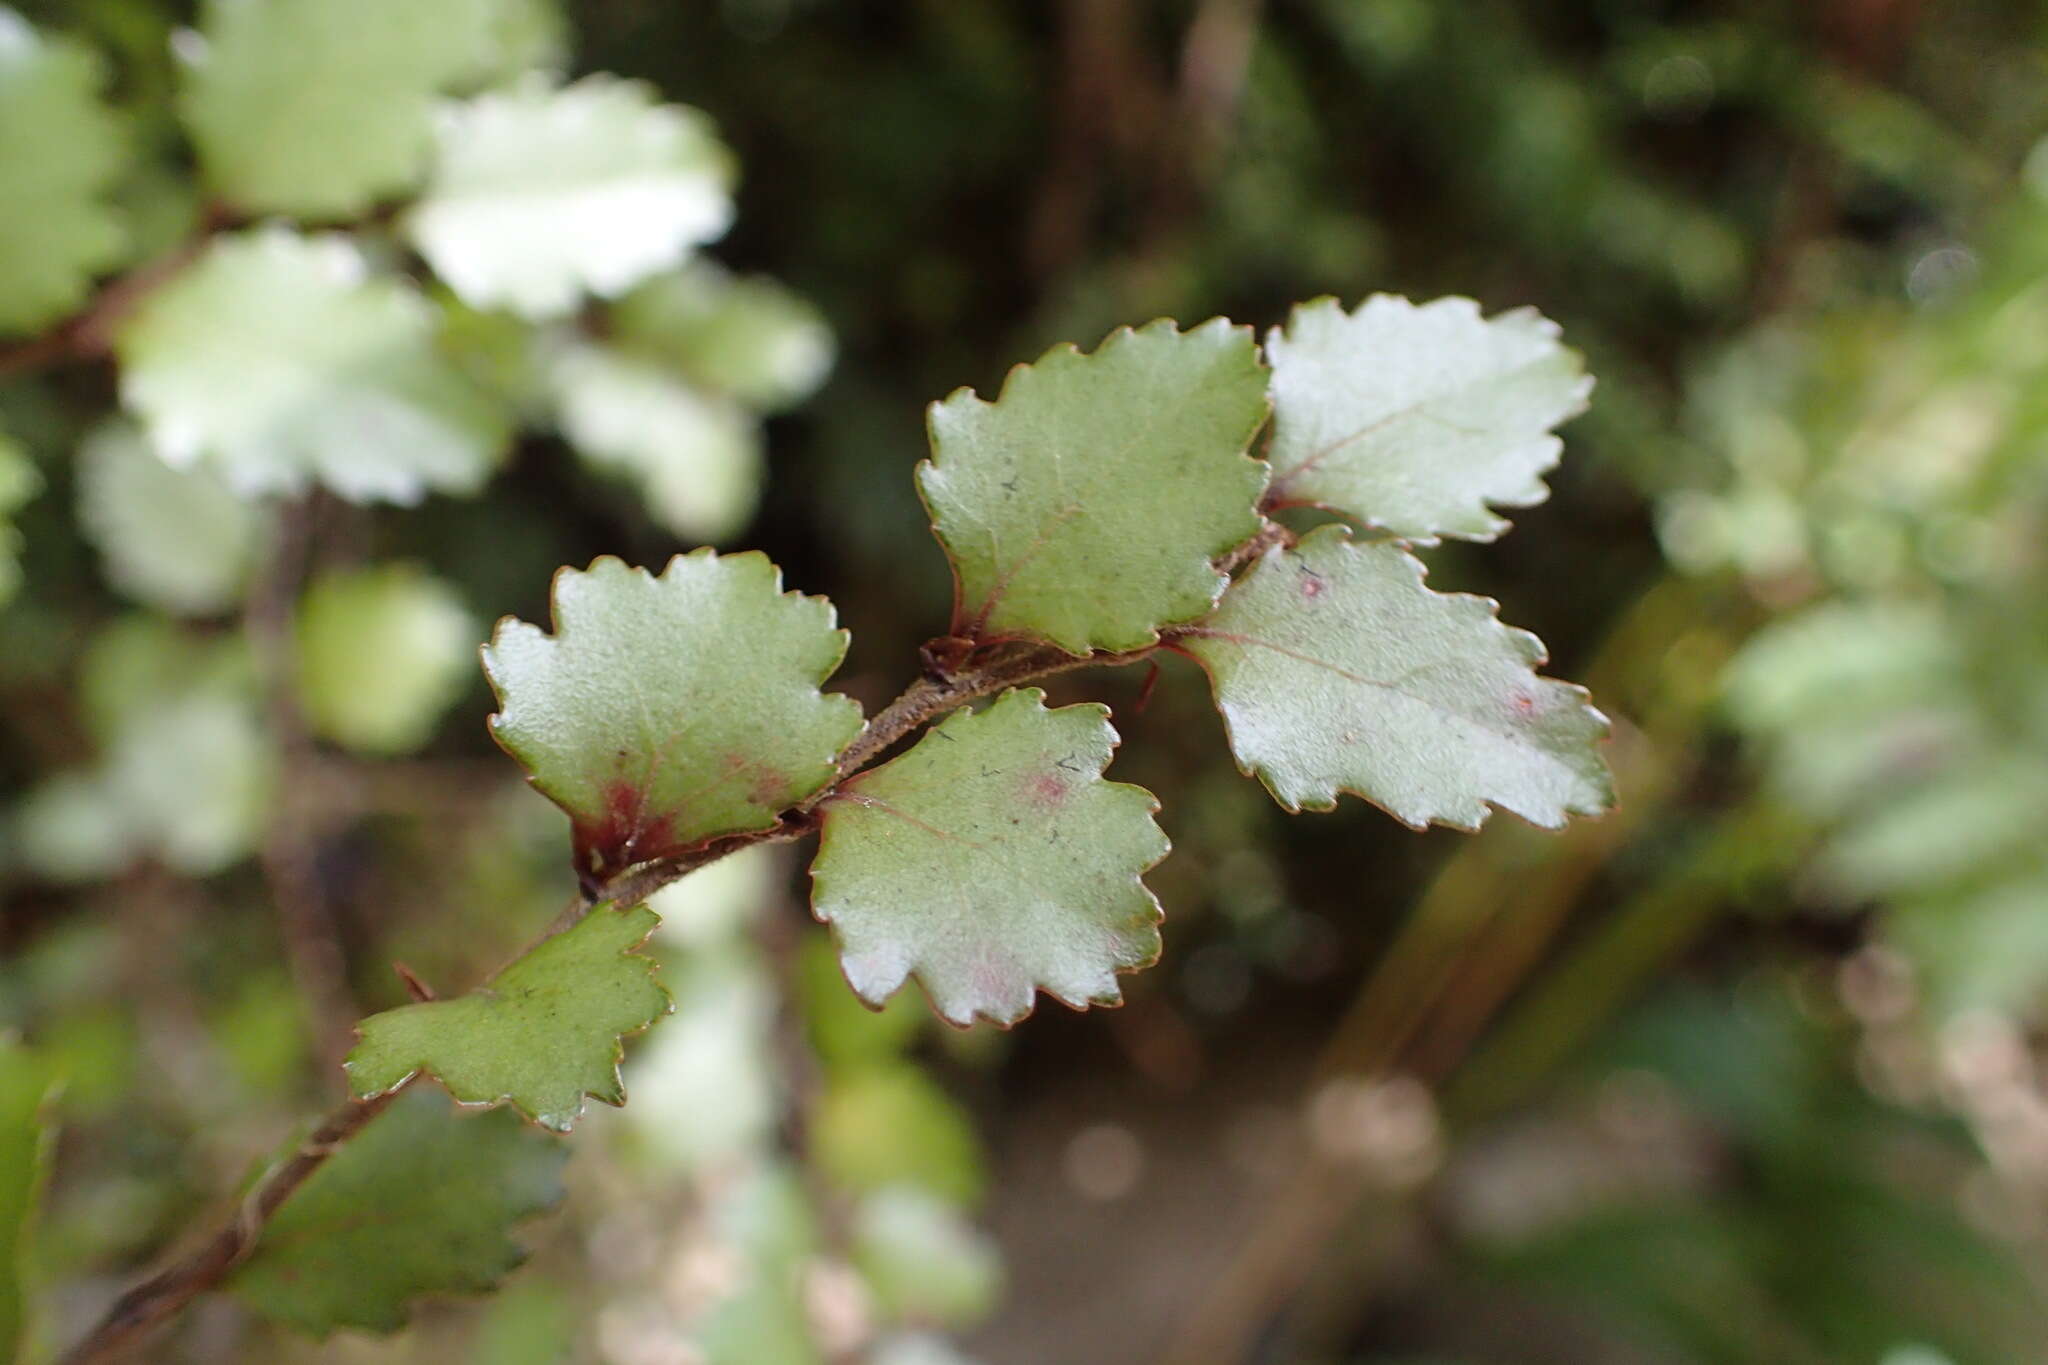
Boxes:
[0,1039,56,1362]
[229,1087,567,1335]
[691,1163,822,1365]
[854,1187,1002,1328]
[621,943,777,1172]
[1264,295,1590,542]
[76,421,259,615]
[484,551,862,885]
[919,318,1269,654]
[346,902,670,1132]
[15,620,271,880]
[1184,526,1612,830]
[296,563,478,755]
[870,1335,986,1365]
[551,341,763,543]
[0,425,38,606]
[116,228,509,503]
[407,74,735,318]
[1819,758,2048,900]
[180,0,494,218]
[811,687,1167,1026]
[612,263,835,412]
[0,8,126,335]
[815,1064,985,1206]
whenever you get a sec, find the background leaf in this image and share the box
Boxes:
[406,74,735,318]
[610,263,835,412]
[0,1040,55,1363]
[115,228,509,504]
[180,0,494,218]
[1263,295,1590,542]
[1185,526,1612,829]
[810,687,1167,1026]
[918,319,1269,653]
[0,424,38,607]
[0,7,125,336]
[75,421,257,616]
[295,563,479,755]
[228,1087,567,1335]
[346,902,670,1132]
[484,552,862,884]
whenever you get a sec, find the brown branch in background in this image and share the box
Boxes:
[245,498,359,1076]
[0,210,227,380]
[1144,0,1266,247]
[55,1084,409,1365]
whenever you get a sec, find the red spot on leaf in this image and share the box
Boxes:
[571,780,681,887]
[1510,692,1536,715]
[1025,772,1069,808]
[1301,576,1325,599]
[748,766,789,806]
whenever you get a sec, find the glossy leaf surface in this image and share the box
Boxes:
[811,688,1166,1026]
[346,903,669,1131]
[1264,295,1589,542]
[1185,526,1612,829]
[484,552,862,884]
[919,319,1269,654]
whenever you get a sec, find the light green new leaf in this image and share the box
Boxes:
[611,263,835,412]
[1264,295,1590,542]
[1185,526,1612,830]
[296,564,478,755]
[229,1087,567,1335]
[811,688,1167,1026]
[116,229,509,503]
[484,552,862,884]
[180,0,493,218]
[815,1064,985,1207]
[0,1040,56,1362]
[0,8,126,336]
[346,902,670,1132]
[551,341,763,543]
[76,422,258,615]
[0,425,37,606]
[919,319,1269,654]
[407,74,735,318]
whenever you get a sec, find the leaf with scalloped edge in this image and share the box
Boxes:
[180,0,494,219]
[810,688,1167,1027]
[76,421,258,615]
[918,318,1269,655]
[1184,526,1611,830]
[407,74,735,319]
[0,7,127,336]
[485,552,863,885]
[115,228,509,504]
[346,903,669,1131]
[229,1087,567,1335]
[1263,295,1590,542]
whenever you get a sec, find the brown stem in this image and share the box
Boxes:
[56,1085,409,1365]
[0,211,225,379]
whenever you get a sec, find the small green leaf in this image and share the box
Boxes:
[551,340,763,543]
[810,687,1167,1026]
[1263,296,1590,542]
[919,318,1269,654]
[485,552,863,885]
[814,1064,985,1206]
[0,8,126,336]
[0,424,39,607]
[116,228,509,504]
[229,1087,567,1335]
[180,0,494,218]
[346,902,670,1132]
[1184,526,1612,829]
[854,1187,1002,1328]
[407,74,735,318]
[296,564,478,755]
[76,421,259,616]
[0,1040,56,1362]
[611,263,835,412]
